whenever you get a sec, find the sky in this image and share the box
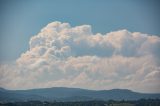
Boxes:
[0,0,160,61]
[0,0,160,93]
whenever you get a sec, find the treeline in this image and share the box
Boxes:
[0,101,105,106]
[107,99,160,106]
[0,99,160,106]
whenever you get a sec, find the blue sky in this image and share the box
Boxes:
[0,0,160,92]
[0,0,160,61]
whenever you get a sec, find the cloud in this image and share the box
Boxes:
[0,21,160,93]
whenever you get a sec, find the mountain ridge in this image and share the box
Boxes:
[0,87,160,102]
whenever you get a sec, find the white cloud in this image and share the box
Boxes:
[0,21,160,93]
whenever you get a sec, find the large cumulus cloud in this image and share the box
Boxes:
[0,21,160,93]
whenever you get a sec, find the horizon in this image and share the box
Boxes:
[0,86,159,94]
[0,0,160,94]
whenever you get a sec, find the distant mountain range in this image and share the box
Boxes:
[0,87,160,102]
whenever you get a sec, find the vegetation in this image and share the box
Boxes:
[0,99,160,106]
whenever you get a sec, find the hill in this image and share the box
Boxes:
[0,87,160,102]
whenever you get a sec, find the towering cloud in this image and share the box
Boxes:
[0,21,160,93]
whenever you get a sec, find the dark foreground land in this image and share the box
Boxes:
[0,99,160,106]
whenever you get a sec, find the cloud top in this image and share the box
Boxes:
[0,21,160,93]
